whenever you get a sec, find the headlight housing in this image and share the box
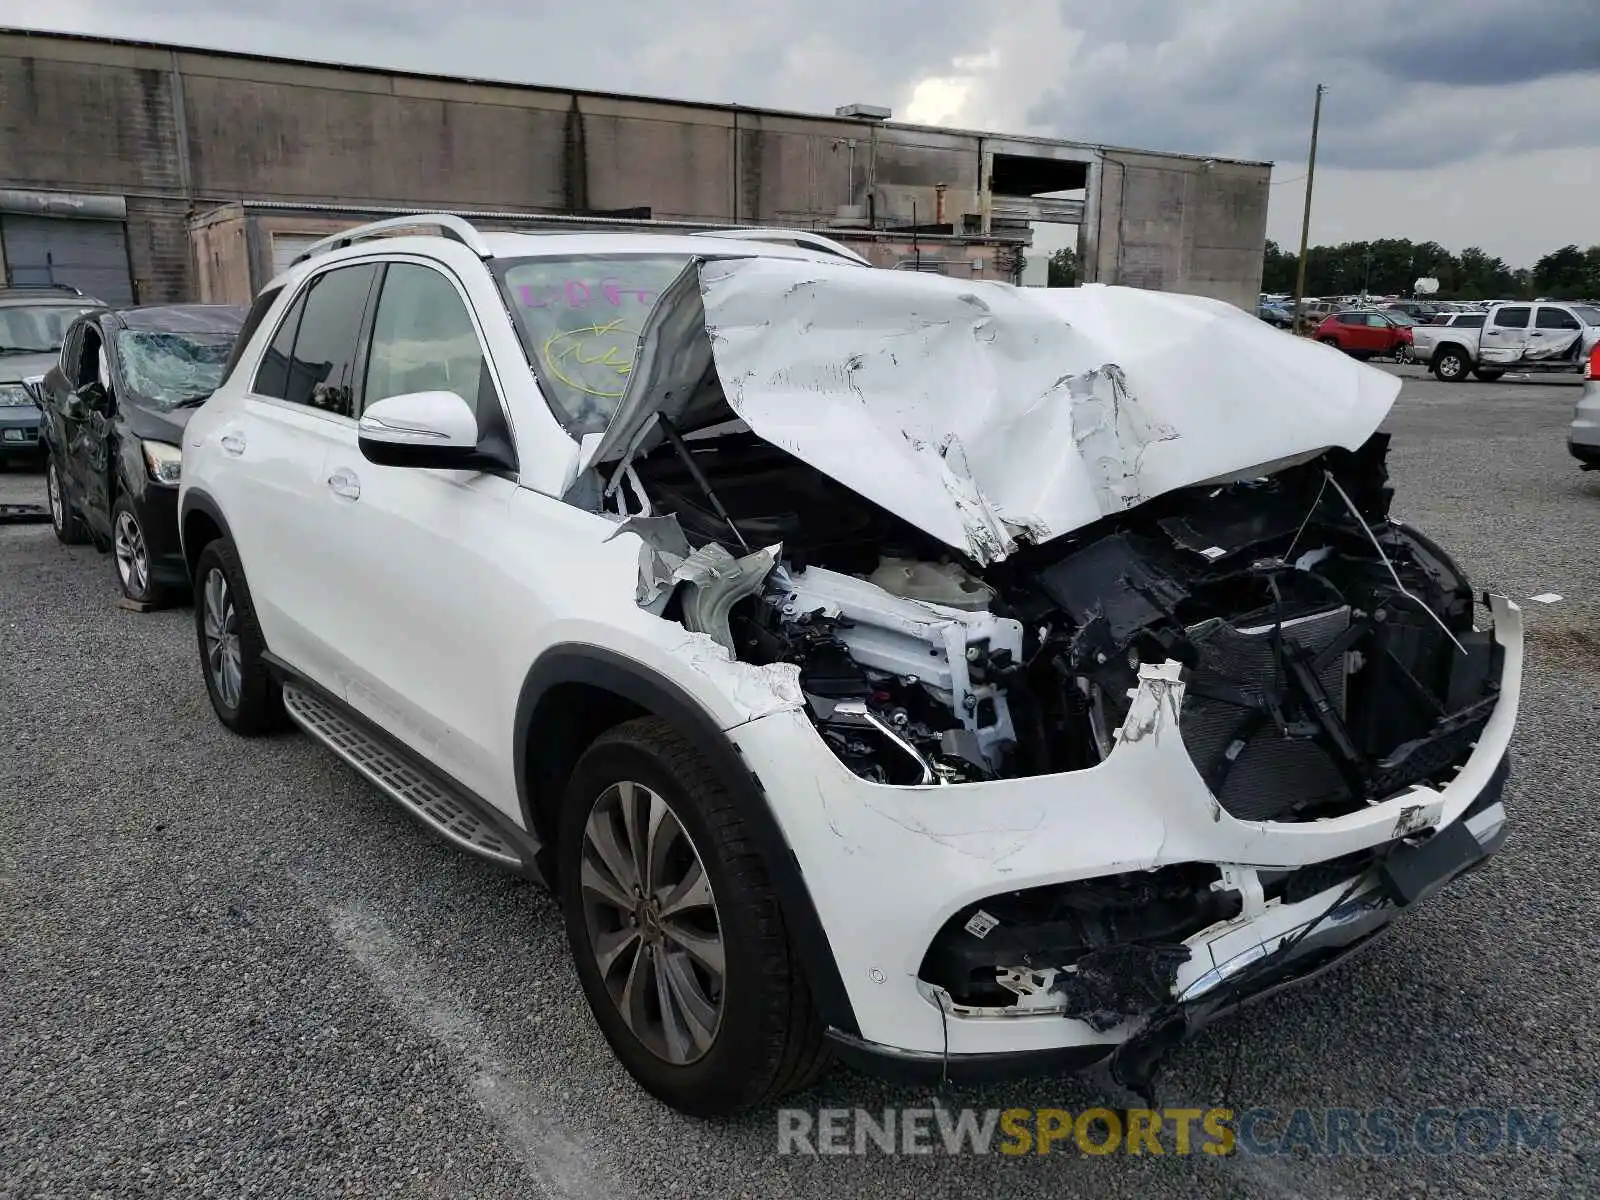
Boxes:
[142,439,182,485]
[0,383,33,408]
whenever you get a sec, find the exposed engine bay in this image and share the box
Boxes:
[613,425,1501,825]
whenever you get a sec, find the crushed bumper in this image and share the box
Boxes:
[728,595,1522,1066]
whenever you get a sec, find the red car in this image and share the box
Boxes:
[1313,310,1415,362]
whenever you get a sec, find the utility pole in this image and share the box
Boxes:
[1291,83,1325,335]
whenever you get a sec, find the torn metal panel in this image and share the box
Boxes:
[697,260,1400,562]
[604,514,692,608]
[669,631,804,715]
[676,544,778,652]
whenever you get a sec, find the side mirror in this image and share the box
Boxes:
[357,391,484,469]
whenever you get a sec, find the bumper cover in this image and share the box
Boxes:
[730,595,1522,1065]
[829,761,1507,1084]
[0,403,43,454]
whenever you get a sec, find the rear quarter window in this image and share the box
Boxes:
[217,286,284,389]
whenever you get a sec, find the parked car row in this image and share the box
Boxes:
[34,300,247,603]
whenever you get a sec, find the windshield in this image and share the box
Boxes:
[1573,305,1600,327]
[0,305,93,354]
[114,329,237,409]
[498,255,694,436]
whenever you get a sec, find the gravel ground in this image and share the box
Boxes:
[3,368,1598,1199]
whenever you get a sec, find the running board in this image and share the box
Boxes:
[281,684,526,870]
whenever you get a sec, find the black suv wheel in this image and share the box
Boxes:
[47,456,87,545]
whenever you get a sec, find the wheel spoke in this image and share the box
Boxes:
[660,918,724,980]
[642,791,678,897]
[579,854,633,912]
[618,781,652,895]
[585,802,641,896]
[618,940,655,1043]
[658,950,719,1059]
[658,858,712,918]
[591,926,642,983]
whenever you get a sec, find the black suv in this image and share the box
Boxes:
[39,304,245,605]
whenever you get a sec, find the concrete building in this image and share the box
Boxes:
[0,28,1271,309]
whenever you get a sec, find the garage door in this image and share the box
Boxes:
[270,233,324,279]
[1,215,134,306]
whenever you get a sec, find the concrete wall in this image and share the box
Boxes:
[1088,150,1270,310]
[0,30,1268,307]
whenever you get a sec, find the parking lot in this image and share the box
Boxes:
[2,366,1596,1199]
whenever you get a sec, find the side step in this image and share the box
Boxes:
[282,684,525,869]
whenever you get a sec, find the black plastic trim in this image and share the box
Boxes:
[826,1029,1113,1085]
[514,643,860,1037]
[264,652,545,882]
[177,487,233,570]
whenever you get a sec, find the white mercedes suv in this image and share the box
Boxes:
[180,215,1521,1115]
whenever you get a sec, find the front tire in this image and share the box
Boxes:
[193,537,286,735]
[47,456,87,545]
[559,717,827,1116]
[112,495,170,607]
[1434,348,1470,382]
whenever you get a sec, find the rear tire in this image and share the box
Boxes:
[193,537,286,736]
[559,717,828,1116]
[47,456,87,545]
[1434,348,1470,382]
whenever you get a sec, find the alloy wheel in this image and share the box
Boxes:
[202,567,243,709]
[114,510,149,597]
[579,780,725,1065]
[46,463,63,530]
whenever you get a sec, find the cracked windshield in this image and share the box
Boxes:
[113,330,236,409]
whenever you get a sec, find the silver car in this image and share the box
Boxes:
[1569,343,1600,469]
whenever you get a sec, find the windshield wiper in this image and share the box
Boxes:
[0,345,58,356]
[169,392,215,409]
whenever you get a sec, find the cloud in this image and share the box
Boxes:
[1021,0,1600,168]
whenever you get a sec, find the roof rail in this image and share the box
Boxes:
[290,214,493,266]
[0,282,85,296]
[689,228,872,266]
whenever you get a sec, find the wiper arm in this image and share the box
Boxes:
[169,392,214,409]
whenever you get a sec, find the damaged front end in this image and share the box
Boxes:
[548,258,1516,1076]
[646,430,1500,816]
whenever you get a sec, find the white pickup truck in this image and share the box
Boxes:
[1413,301,1600,382]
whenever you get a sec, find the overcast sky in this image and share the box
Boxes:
[11,0,1598,266]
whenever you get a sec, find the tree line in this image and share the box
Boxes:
[1261,239,1600,301]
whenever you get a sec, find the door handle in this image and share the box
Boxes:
[327,467,361,501]
[220,431,246,456]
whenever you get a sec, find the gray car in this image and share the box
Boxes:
[1569,343,1600,469]
[0,286,102,463]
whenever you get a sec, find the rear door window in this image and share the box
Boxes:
[252,264,379,417]
[1535,307,1580,332]
[1491,307,1530,329]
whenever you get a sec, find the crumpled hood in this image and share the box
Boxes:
[697,260,1400,563]
[0,350,58,386]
